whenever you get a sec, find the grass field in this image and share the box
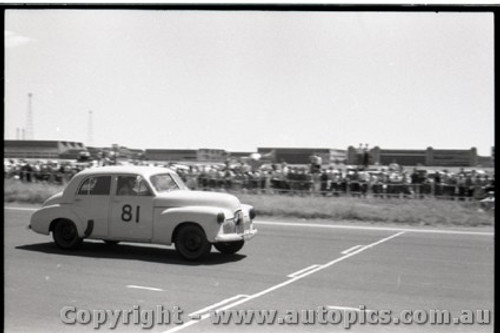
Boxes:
[237,193,493,227]
[4,179,493,228]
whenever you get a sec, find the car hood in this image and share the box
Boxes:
[154,190,241,211]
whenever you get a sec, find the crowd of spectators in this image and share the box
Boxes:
[4,159,95,185]
[176,162,495,202]
[4,158,495,202]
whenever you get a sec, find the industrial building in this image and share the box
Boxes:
[4,140,87,160]
[346,146,480,167]
[257,147,347,165]
[144,149,198,162]
[197,149,227,163]
[4,140,492,167]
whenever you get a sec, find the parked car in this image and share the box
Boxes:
[28,166,257,260]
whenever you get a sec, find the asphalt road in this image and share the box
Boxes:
[4,206,494,333]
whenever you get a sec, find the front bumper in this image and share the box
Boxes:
[214,225,258,242]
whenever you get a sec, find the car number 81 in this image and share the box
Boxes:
[122,204,140,223]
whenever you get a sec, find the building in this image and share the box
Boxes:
[427,148,477,167]
[367,147,427,166]
[5,140,487,168]
[257,147,346,165]
[226,151,255,159]
[329,149,348,164]
[477,155,494,168]
[347,146,480,167]
[144,149,198,162]
[4,140,87,159]
[197,149,227,163]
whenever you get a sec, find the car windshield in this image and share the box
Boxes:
[150,173,188,192]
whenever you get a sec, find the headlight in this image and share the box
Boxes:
[217,212,225,223]
[249,208,256,220]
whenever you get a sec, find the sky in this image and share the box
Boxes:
[4,9,494,155]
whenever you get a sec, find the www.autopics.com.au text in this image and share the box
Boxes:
[60,305,491,330]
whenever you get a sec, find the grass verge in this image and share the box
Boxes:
[4,180,65,204]
[236,193,494,228]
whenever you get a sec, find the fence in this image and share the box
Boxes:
[182,175,493,201]
[4,167,494,202]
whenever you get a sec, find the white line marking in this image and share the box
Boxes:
[255,220,494,236]
[328,305,375,313]
[188,294,249,318]
[341,245,364,255]
[126,285,164,292]
[4,206,38,211]
[288,231,406,279]
[287,264,321,278]
[162,231,406,333]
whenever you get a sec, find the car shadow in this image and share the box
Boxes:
[15,241,246,266]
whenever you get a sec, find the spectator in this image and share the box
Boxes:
[362,144,370,170]
[4,157,494,203]
[320,169,329,196]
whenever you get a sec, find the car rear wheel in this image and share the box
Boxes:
[175,225,211,261]
[214,240,244,255]
[53,220,82,250]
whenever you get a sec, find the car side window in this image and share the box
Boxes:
[150,174,179,192]
[78,178,94,195]
[116,176,152,196]
[137,178,152,196]
[78,176,111,195]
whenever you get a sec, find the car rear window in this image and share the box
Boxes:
[78,176,111,195]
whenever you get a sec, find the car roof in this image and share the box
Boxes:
[59,166,177,200]
[76,165,175,177]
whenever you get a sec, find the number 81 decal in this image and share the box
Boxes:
[122,204,140,223]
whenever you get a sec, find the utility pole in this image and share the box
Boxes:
[26,93,34,140]
[87,110,94,146]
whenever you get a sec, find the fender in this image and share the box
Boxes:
[152,206,233,244]
[30,204,87,237]
[240,204,255,219]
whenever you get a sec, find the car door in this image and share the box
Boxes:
[72,175,112,238]
[109,175,154,241]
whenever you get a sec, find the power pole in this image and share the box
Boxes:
[26,93,34,140]
[87,110,94,146]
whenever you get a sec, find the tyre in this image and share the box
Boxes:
[52,220,82,250]
[214,241,244,255]
[175,225,211,261]
[104,240,120,246]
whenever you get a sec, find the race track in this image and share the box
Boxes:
[4,206,494,332]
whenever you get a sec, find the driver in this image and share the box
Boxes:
[118,177,137,196]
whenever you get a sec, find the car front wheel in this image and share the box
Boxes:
[53,220,83,250]
[214,241,244,255]
[175,225,211,261]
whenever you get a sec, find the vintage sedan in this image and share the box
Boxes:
[28,166,257,260]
